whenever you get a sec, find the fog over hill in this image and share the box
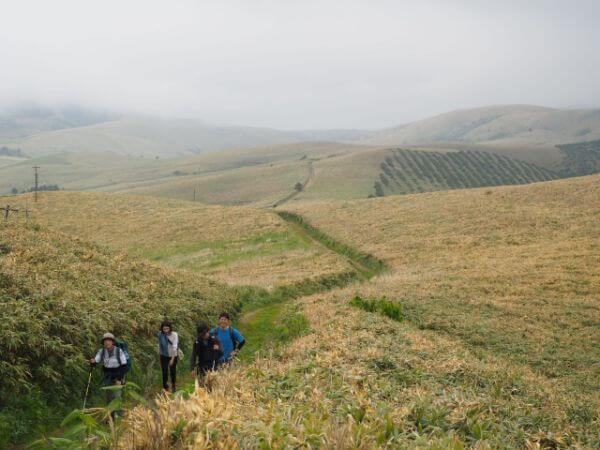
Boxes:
[2,104,600,159]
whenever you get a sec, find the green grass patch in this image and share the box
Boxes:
[350,295,404,322]
[276,211,388,279]
[238,303,310,360]
[138,230,310,271]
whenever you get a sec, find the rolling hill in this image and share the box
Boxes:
[2,104,600,207]
[116,174,599,448]
[0,142,371,196]
[0,104,116,140]
[3,116,304,158]
[360,105,600,150]
[5,191,352,287]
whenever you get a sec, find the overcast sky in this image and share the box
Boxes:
[1,0,599,129]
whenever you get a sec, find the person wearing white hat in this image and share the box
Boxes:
[89,332,128,402]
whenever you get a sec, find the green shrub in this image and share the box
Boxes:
[349,295,404,322]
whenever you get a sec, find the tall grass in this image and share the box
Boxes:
[0,223,240,445]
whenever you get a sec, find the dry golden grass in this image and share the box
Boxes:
[5,192,351,287]
[287,175,600,395]
[115,176,599,448]
[119,291,596,448]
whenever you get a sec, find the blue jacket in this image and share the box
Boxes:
[211,327,245,362]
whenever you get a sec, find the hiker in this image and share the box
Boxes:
[89,332,128,403]
[190,323,222,380]
[157,321,179,392]
[211,312,245,364]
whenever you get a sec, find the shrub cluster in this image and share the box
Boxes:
[349,295,404,322]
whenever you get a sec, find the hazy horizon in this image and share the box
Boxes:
[2,0,600,129]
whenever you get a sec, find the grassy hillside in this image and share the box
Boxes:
[360,105,600,149]
[6,192,351,287]
[4,116,304,158]
[118,159,312,206]
[0,142,369,196]
[113,145,559,205]
[287,175,600,395]
[0,222,239,445]
[116,175,599,448]
[0,104,116,139]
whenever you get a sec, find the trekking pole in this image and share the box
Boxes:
[83,366,94,409]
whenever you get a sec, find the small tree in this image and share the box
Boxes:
[294,182,304,192]
[10,187,18,195]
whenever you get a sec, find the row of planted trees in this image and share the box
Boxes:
[373,149,558,197]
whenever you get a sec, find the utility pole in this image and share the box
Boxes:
[193,188,196,202]
[33,166,40,202]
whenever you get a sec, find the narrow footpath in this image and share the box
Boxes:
[236,210,387,359]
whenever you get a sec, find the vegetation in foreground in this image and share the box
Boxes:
[119,293,597,448]
[0,223,239,445]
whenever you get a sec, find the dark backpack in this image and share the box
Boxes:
[107,339,132,374]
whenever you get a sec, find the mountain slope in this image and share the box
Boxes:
[361,105,600,148]
[5,116,304,158]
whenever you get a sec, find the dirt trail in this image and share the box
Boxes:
[236,209,387,360]
[270,160,315,208]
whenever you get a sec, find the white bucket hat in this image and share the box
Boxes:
[102,332,116,343]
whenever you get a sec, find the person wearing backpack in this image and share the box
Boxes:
[211,312,245,364]
[190,323,222,380]
[157,321,179,392]
[89,332,128,403]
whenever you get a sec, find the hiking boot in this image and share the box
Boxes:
[171,384,177,393]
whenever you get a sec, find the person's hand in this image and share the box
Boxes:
[89,358,96,365]
[213,344,219,350]
[191,369,197,378]
[115,380,122,385]
[169,358,175,367]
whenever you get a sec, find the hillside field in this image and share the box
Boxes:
[116,175,599,448]
[5,192,352,287]
[0,222,240,445]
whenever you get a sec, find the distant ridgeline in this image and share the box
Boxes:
[372,149,557,197]
[556,139,600,177]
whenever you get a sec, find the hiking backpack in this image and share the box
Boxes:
[115,339,132,374]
